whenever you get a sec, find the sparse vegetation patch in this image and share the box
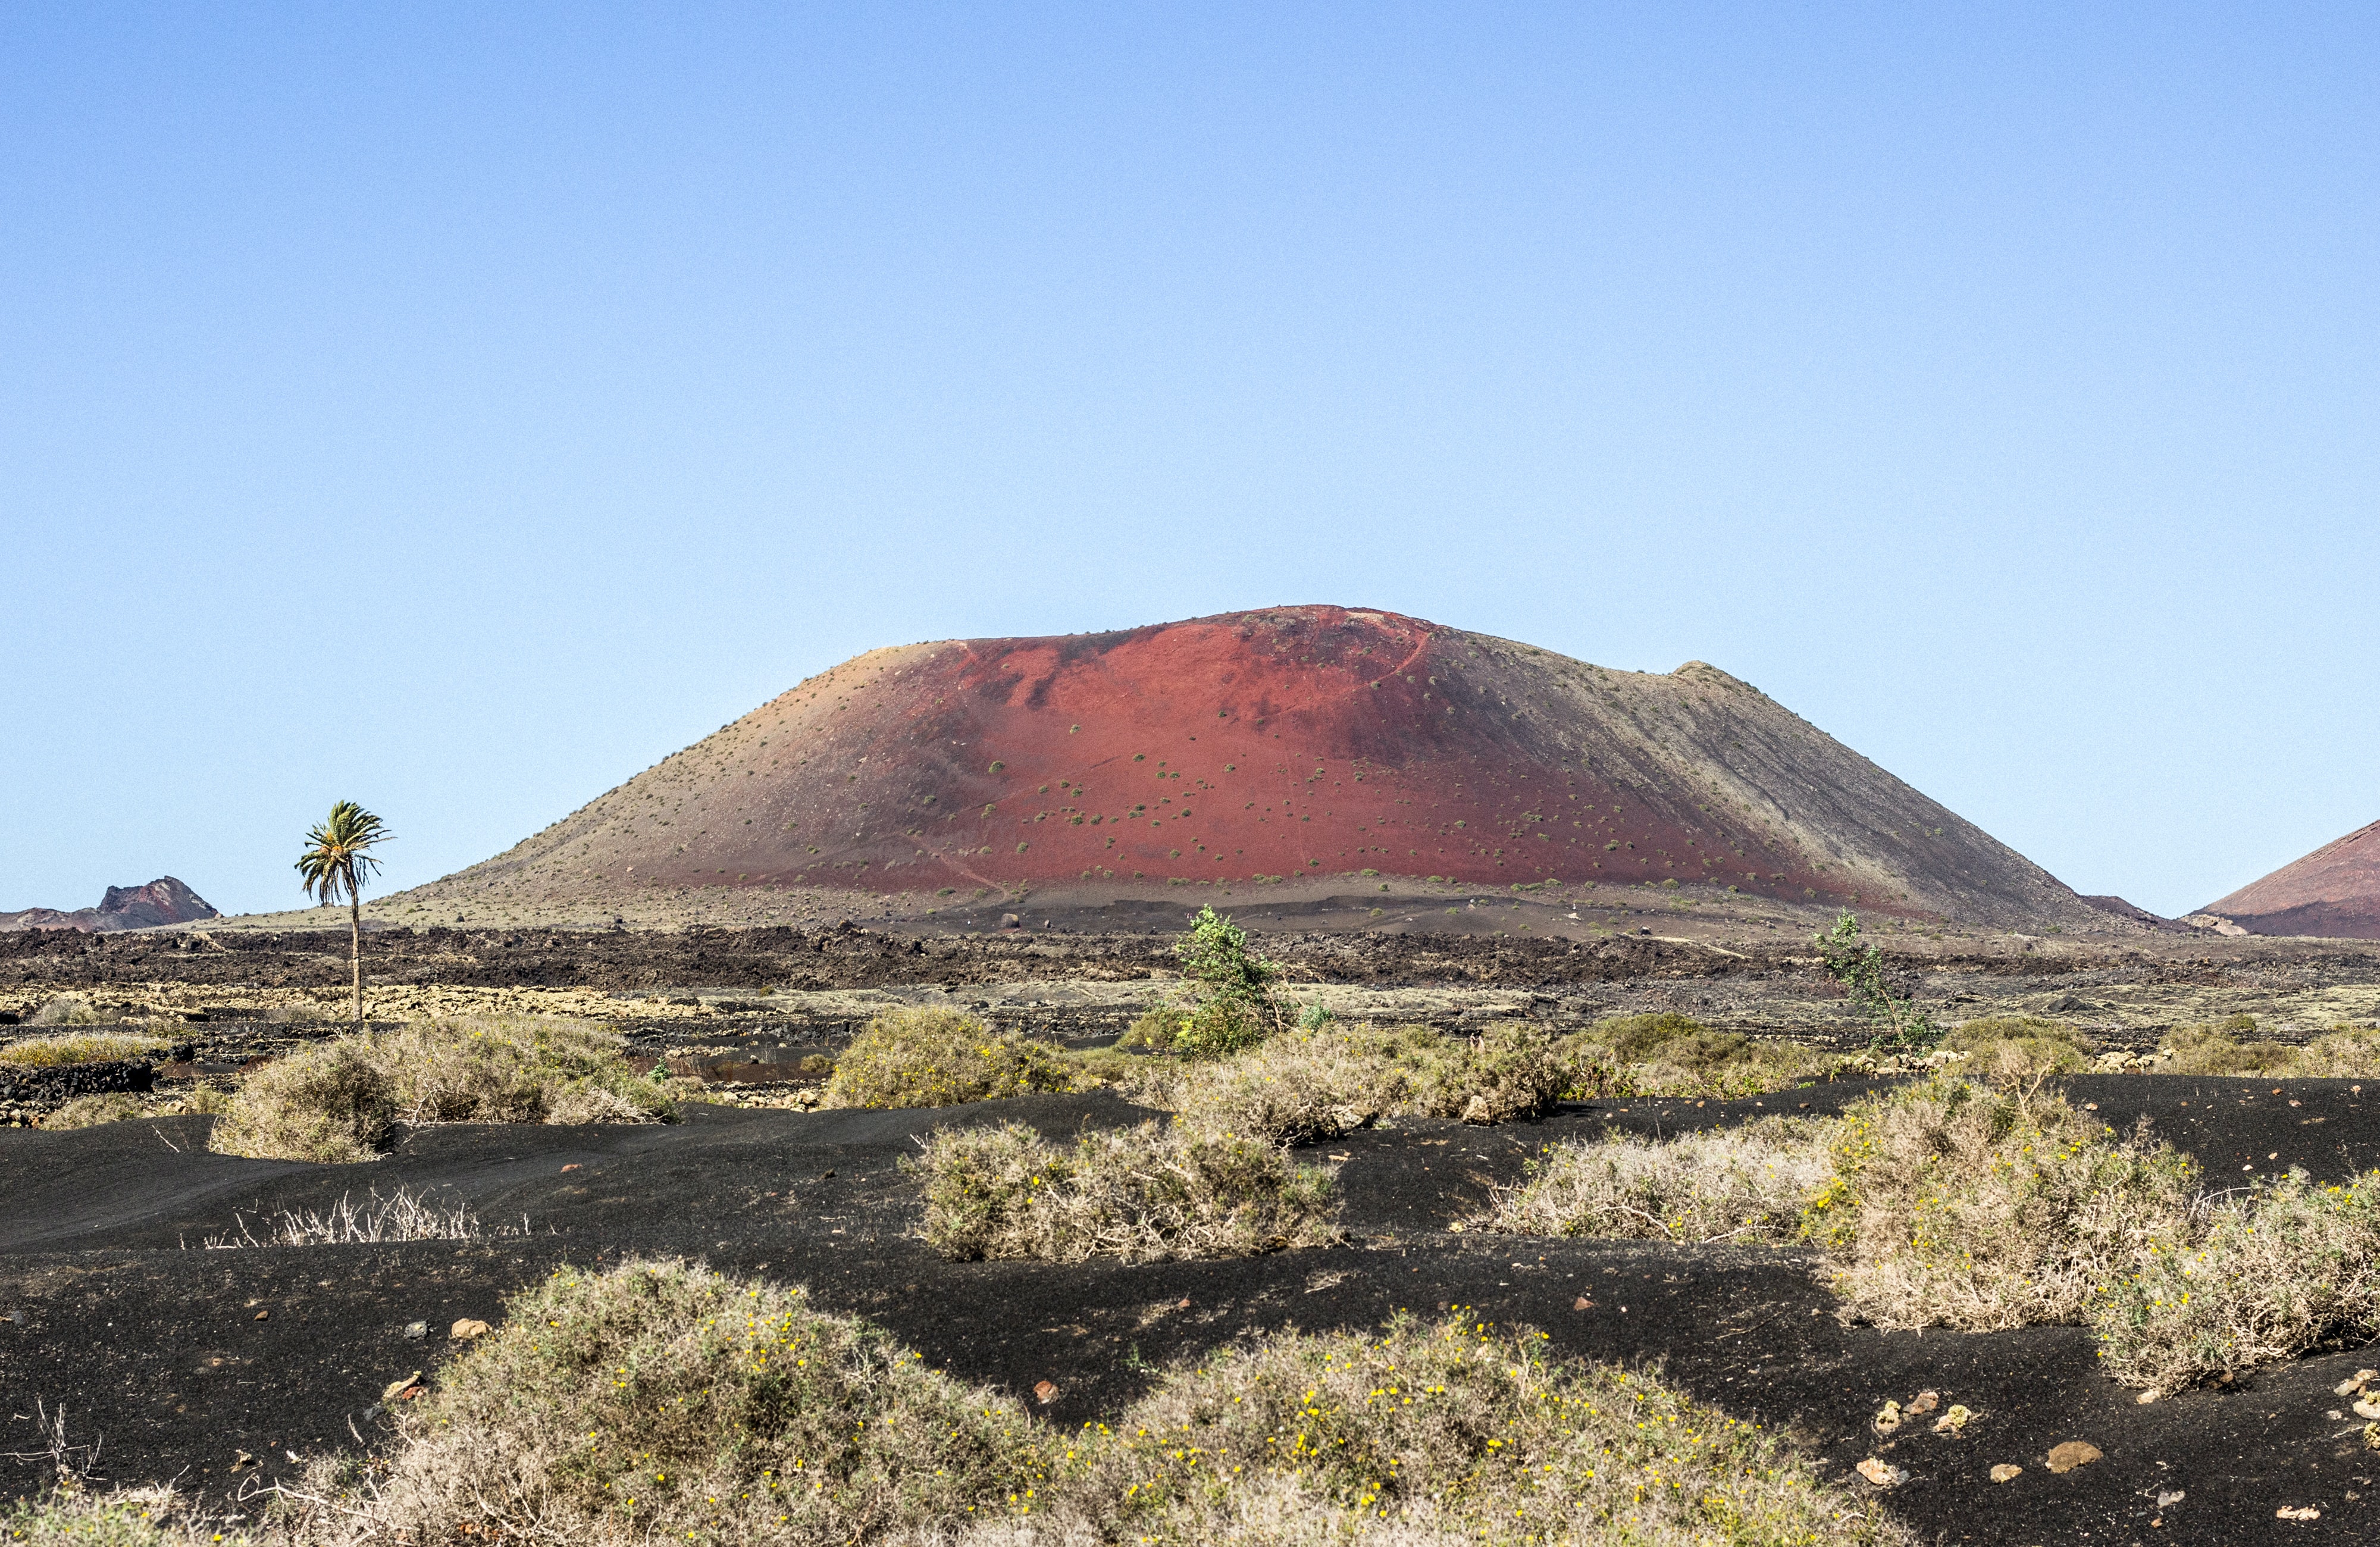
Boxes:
[910,1118,1342,1262]
[822,1006,1070,1108]
[1477,1119,1834,1244]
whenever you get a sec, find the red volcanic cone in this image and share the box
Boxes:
[2200,819,2380,940]
[410,606,2105,928]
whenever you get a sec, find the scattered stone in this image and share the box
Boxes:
[380,1371,424,1405]
[450,1319,490,1341]
[1905,1390,1939,1416]
[1931,1404,1972,1435]
[2046,1440,2103,1474]
[1573,1297,1591,1310]
[2275,1505,2320,1521]
[228,1451,257,1473]
[1855,1458,1905,1488]
[2335,1371,2373,1397]
[1989,1464,2022,1483]
[252,1310,268,1321]
[1032,1380,1059,1404]
[403,1321,427,1341]
[1872,1400,1902,1435]
[2356,1397,2380,1421]
[2135,1388,2162,1405]
[2157,1490,2185,1510]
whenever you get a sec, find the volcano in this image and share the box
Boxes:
[407,606,2105,928]
[2198,819,2380,940]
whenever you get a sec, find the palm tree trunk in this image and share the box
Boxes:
[349,887,364,1028]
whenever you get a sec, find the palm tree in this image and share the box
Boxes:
[296,801,393,1026]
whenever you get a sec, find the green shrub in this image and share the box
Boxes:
[1116,1006,1186,1053]
[2091,1170,2380,1392]
[1802,1074,2199,1331]
[910,1119,1342,1262]
[372,1017,677,1125]
[315,1261,1907,1547]
[1476,1119,1834,1244]
[209,1042,397,1163]
[2294,1026,2380,1078]
[822,1006,1070,1108]
[1556,1014,1837,1098]
[0,1031,170,1067]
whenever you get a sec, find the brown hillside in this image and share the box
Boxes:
[2201,819,2380,940]
[393,606,2106,928]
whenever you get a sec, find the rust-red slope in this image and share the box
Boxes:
[418,606,2105,927]
[2202,819,2380,940]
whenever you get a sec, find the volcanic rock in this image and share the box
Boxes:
[396,605,2112,928]
[0,878,218,934]
[2199,819,2380,940]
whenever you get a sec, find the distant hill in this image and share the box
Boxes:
[390,605,2112,930]
[0,877,219,932]
[2199,819,2380,940]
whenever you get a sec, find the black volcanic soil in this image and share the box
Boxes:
[5,1076,2378,1545]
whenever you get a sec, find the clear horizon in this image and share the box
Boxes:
[5,5,2373,920]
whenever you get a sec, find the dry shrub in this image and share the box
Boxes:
[1063,1308,1912,1547]
[310,1260,1039,1547]
[39,1092,153,1129]
[1942,1016,2097,1074]
[2291,1026,2380,1079]
[306,1261,1906,1547]
[911,1119,1342,1263]
[1169,1025,1416,1144]
[25,994,115,1028]
[1555,1014,1836,1099]
[2090,1171,2380,1391]
[1476,1119,1834,1244]
[209,1042,397,1163]
[4,1485,245,1547]
[202,1186,505,1248]
[206,1019,672,1163]
[2158,1016,2300,1076]
[371,1017,677,1125]
[823,1007,1070,1109]
[0,1031,170,1067]
[1414,1021,1568,1123]
[1803,1073,2199,1330]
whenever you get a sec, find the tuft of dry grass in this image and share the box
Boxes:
[1941,1016,2098,1074]
[1151,1021,1568,1143]
[24,994,117,1028]
[291,1260,1908,1547]
[1474,1119,1834,1245]
[2157,1017,2303,1076]
[910,1119,1342,1263]
[1802,1072,2200,1331]
[0,1031,170,1067]
[199,1186,514,1248]
[38,1093,154,1129]
[2090,1170,2380,1391]
[823,1007,1072,1109]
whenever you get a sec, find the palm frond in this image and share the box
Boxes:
[296,800,394,906]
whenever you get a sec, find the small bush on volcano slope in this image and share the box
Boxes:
[1413,1020,1568,1123]
[0,1030,169,1066]
[308,1260,1909,1547]
[1554,1014,1837,1099]
[209,1042,397,1163]
[2091,1170,2380,1392]
[1941,1016,2097,1074]
[1158,1022,1566,1140]
[823,1007,1071,1108]
[910,1119,1342,1263]
[1802,1073,2199,1332]
[1475,1119,1834,1244]
[40,1092,153,1129]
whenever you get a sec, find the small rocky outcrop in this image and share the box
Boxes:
[0,877,220,933]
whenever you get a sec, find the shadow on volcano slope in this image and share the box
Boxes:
[5,1079,2378,1545]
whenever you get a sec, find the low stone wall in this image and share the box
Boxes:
[0,1057,155,1122]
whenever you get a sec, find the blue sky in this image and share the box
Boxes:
[4,3,2373,920]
